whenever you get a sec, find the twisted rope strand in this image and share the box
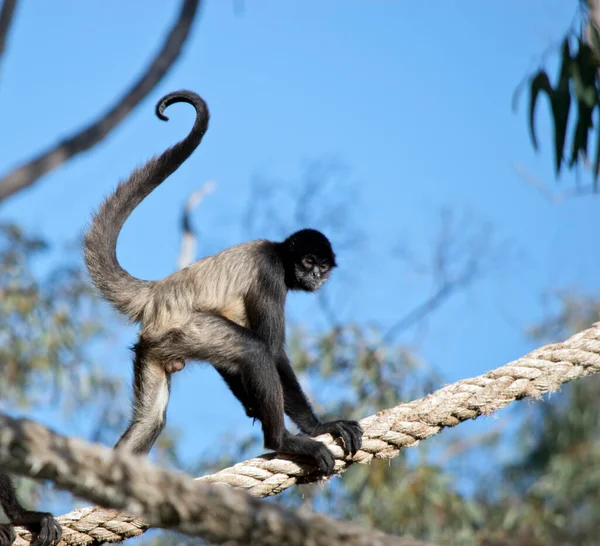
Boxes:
[14,322,600,545]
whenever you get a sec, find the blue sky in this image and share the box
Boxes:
[1,1,593,470]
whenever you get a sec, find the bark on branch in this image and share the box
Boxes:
[0,414,430,546]
[0,0,201,202]
[177,180,215,270]
[10,321,600,545]
[0,0,17,69]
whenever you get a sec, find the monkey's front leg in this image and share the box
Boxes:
[276,355,363,457]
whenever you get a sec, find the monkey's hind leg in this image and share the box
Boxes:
[0,473,61,546]
[154,314,338,474]
[115,340,172,455]
[0,524,15,546]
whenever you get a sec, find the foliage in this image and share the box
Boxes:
[0,223,188,514]
[169,301,600,546]
[524,35,600,185]
[6,212,600,546]
[6,225,600,546]
[0,223,116,412]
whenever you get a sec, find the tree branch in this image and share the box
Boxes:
[385,209,498,344]
[176,180,215,270]
[587,0,600,36]
[0,0,201,202]
[12,320,600,544]
[0,414,430,546]
[0,0,17,71]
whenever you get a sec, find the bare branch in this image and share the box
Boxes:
[587,0,600,38]
[0,0,201,202]
[381,283,453,345]
[0,413,430,546]
[513,161,599,201]
[177,180,215,270]
[243,160,362,251]
[0,0,17,72]
[385,209,502,343]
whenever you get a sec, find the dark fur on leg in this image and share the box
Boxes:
[0,524,15,546]
[146,313,341,474]
[0,473,61,546]
[277,354,363,457]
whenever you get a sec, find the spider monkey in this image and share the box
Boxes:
[84,90,363,474]
[0,473,61,546]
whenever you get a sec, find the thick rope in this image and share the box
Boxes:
[14,322,600,545]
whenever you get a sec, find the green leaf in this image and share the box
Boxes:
[570,107,594,166]
[571,44,598,106]
[569,41,597,166]
[551,39,573,176]
[593,116,600,184]
[528,70,553,151]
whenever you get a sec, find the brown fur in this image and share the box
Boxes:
[140,240,265,337]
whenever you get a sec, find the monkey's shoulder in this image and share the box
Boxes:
[185,239,282,280]
[194,239,272,267]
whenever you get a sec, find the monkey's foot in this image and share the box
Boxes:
[0,524,16,546]
[13,512,62,546]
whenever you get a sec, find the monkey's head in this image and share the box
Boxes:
[281,229,337,292]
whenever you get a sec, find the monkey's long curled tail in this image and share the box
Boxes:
[83,91,210,321]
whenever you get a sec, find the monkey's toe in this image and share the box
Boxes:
[0,524,16,546]
[29,514,62,546]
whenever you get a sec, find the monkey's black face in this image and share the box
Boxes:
[282,228,337,292]
[294,253,334,292]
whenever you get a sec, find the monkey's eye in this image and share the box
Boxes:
[318,263,329,273]
[302,256,315,269]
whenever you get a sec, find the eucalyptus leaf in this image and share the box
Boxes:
[528,70,553,151]
[551,39,573,176]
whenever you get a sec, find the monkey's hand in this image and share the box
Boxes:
[13,512,62,546]
[311,420,363,458]
[277,431,337,475]
[0,524,16,546]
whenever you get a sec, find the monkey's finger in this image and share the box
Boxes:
[352,420,364,433]
[342,426,357,456]
[346,427,361,455]
[336,421,362,455]
[29,516,62,546]
[334,423,354,457]
[343,420,363,434]
[346,422,363,453]
[351,422,364,446]
[314,445,336,475]
[52,521,63,545]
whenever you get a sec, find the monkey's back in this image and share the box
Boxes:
[141,240,272,333]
